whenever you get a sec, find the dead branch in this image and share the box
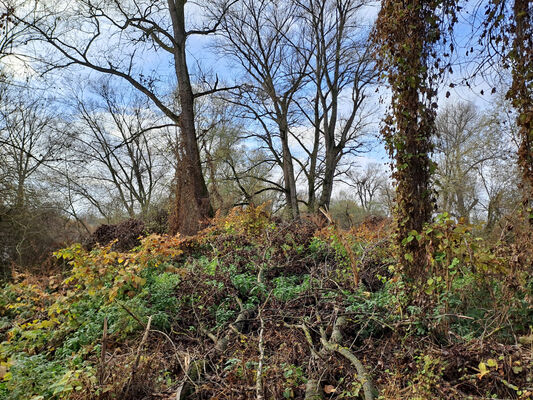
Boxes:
[124,315,152,396]
[319,316,375,400]
[286,315,375,400]
[98,316,108,387]
[255,305,265,400]
[304,379,323,400]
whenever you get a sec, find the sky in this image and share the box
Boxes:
[2,0,514,201]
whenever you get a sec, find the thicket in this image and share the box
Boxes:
[1,205,531,399]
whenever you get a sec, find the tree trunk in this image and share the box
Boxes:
[318,146,339,210]
[167,0,212,235]
[307,125,320,213]
[375,0,441,279]
[15,178,25,210]
[509,0,533,224]
[280,124,300,218]
[307,87,322,213]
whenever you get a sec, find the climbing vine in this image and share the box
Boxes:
[479,0,532,224]
[506,0,532,224]
[374,0,460,279]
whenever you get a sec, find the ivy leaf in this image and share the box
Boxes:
[486,359,498,368]
[512,366,523,374]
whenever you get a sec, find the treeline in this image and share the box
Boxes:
[0,0,530,277]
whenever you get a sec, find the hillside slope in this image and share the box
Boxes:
[1,207,532,399]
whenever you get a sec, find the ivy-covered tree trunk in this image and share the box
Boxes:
[508,0,532,224]
[375,0,456,278]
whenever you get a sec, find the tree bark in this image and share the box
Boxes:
[375,0,446,278]
[509,0,533,224]
[280,123,300,218]
[168,0,213,235]
[318,147,339,210]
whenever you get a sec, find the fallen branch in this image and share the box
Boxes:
[320,339,374,400]
[255,290,272,400]
[304,379,323,400]
[216,297,250,353]
[284,322,322,360]
[286,316,376,400]
[99,316,108,387]
[184,297,253,398]
[320,316,375,400]
[124,315,152,396]
[176,359,206,400]
[255,306,265,400]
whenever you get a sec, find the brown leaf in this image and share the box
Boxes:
[324,384,336,394]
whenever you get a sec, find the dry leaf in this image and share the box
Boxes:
[324,384,336,394]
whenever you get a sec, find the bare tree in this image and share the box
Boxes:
[434,103,483,222]
[215,0,311,218]
[0,0,28,60]
[434,102,515,224]
[0,84,69,272]
[61,79,172,222]
[0,86,64,209]
[476,158,520,234]
[471,0,532,224]
[14,0,237,234]
[296,0,376,211]
[195,94,274,211]
[342,163,387,213]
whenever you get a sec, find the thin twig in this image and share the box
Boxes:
[119,302,146,328]
[99,316,108,387]
[255,306,265,400]
[124,315,152,396]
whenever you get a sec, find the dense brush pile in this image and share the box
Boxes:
[0,205,532,399]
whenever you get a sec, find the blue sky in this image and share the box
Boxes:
[4,0,513,198]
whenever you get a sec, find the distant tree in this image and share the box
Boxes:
[0,83,71,274]
[215,0,375,215]
[480,0,532,224]
[215,0,310,218]
[0,86,64,210]
[61,80,172,222]
[342,163,388,213]
[477,157,520,234]
[435,103,494,221]
[296,0,376,211]
[195,94,275,211]
[434,101,519,228]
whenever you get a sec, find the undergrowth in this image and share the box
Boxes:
[0,205,531,399]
